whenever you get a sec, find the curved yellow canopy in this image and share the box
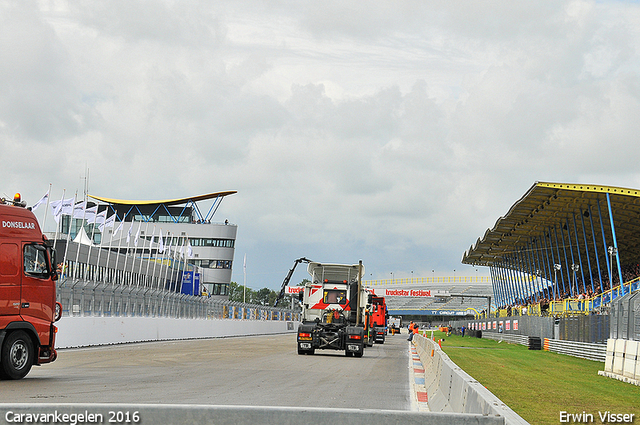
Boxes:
[89,191,237,207]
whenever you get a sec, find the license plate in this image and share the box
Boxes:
[299,343,312,349]
[347,344,360,351]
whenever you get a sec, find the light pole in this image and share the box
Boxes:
[608,246,617,291]
[553,264,561,300]
[571,264,580,297]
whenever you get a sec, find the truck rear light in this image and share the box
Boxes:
[298,332,312,341]
[349,335,362,340]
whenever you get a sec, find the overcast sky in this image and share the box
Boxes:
[3,1,640,289]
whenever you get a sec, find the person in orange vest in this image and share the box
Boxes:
[407,321,415,341]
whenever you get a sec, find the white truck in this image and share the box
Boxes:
[296,261,369,357]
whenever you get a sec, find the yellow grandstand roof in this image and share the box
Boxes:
[89,190,237,207]
[462,182,640,267]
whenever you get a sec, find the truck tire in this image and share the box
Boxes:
[1,331,34,380]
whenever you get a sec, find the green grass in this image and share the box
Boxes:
[428,332,640,424]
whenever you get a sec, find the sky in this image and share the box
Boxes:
[3,0,640,290]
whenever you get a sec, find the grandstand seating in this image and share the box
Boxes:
[369,283,494,314]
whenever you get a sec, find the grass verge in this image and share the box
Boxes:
[426,331,640,424]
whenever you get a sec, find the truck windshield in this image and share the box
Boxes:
[323,289,347,305]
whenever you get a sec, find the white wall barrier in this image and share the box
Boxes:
[0,403,506,425]
[413,334,529,425]
[55,316,298,349]
[599,339,640,386]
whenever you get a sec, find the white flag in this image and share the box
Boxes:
[60,198,74,216]
[50,197,74,223]
[95,210,107,225]
[134,223,141,246]
[100,214,116,230]
[84,205,98,223]
[126,225,133,243]
[113,218,123,236]
[72,201,87,219]
[186,239,193,258]
[158,230,165,253]
[31,190,49,212]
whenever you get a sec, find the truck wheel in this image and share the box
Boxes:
[1,331,34,380]
[354,350,363,358]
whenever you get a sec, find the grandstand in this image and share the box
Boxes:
[462,182,640,316]
[365,279,493,318]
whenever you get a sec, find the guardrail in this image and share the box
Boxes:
[482,331,606,362]
[545,339,606,362]
[57,278,300,322]
[481,332,529,346]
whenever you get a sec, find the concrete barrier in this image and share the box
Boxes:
[413,334,529,425]
[623,340,638,379]
[599,338,640,386]
[0,404,506,425]
[55,316,298,348]
[613,339,626,374]
[605,338,615,372]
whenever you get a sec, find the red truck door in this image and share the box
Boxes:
[20,243,55,342]
[0,242,21,317]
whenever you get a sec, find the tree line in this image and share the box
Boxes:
[227,279,309,306]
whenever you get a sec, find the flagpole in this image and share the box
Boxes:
[243,254,246,304]
[151,229,163,290]
[122,220,135,287]
[85,205,100,279]
[161,233,174,291]
[145,225,156,284]
[61,192,77,281]
[94,209,109,282]
[105,208,124,285]
[136,219,150,288]
[73,198,89,279]
[173,236,184,293]
[37,184,52,232]
[52,189,65,275]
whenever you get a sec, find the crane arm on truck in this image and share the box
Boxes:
[273,257,311,307]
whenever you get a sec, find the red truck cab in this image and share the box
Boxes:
[370,296,388,344]
[0,195,61,379]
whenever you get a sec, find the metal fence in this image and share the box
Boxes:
[57,278,300,321]
[451,314,610,343]
[54,240,299,321]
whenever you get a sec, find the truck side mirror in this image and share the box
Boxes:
[49,248,58,281]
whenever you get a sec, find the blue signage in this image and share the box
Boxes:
[181,271,194,295]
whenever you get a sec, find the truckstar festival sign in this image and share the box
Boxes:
[286,286,448,297]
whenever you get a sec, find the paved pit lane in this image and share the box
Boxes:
[2,333,412,410]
